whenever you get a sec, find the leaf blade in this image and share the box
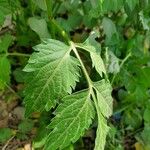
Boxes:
[24,39,80,116]
[45,90,95,150]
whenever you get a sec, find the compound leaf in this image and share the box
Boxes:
[45,90,95,150]
[24,39,80,116]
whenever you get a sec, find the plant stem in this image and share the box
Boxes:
[111,52,131,85]
[5,83,21,99]
[45,0,53,19]
[71,42,92,88]
[119,52,131,69]
[71,41,102,118]
[52,19,70,44]
[7,52,30,57]
[53,2,61,17]
[45,0,70,44]
[91,90,100,115]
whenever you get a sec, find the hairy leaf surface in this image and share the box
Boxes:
[75,43,106,76]
[45,90,95,150]
[94,113,109,150]
[94,80,113,118]
[93,80,113,150]
[24,39,80,116]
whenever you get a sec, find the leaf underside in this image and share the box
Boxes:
[93,80,113,150]
[45,90,95,150]
[24,39,80,116]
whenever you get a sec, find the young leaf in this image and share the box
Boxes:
[107,51,120,74]
[28,17,50,39]
[75,43,106,76]
[84,32,106,76]
[24,39,80,116]
[90,52,106,76]
[45,90,95,150]
[139,11,150,30]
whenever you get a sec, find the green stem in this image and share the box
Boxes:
[91,90,101,117]
[111,52,131,85]
[53,2,61,17]
[5,83,21,99]
[71,42,103,133]
[71,42,93,88]
[7,52,30,57]
[52,19,70,44]
[45,0,69,44]
[45,0,55,38]
[45,0,53,19]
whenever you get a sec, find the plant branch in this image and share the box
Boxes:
[71,42,93,88]
[5,83,21,99]
[111,52,131,85]
[71,42,101,118]
[52,19,70,44]
[45,0,69,44]
[7,52,30,57]
[45,0,53,19]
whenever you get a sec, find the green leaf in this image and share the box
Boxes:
[102,17,117,40]
[139,11,150,30]
[90,51,106,76]
[126,0,138,11]
[94,113,109,150]
[107,51,120,74]
[83,32,106,76]
[141,126,150,147]
[75,42,106,76]
[0,0,20,26]
[28,17,50,39]
[0,128,13,143]
[102,0,123,14]
[24,39,80,116]
[85,31,101,53]
[0,56,11,89]
[0,0,11,26]
[94,80,113,118]
[92,80,113,150]
[144,108,150,123]
[18,119,34,134]
[45,90,95,150]
[13,68,25,83]
[0,34,13,53]
[32,0,47,11]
